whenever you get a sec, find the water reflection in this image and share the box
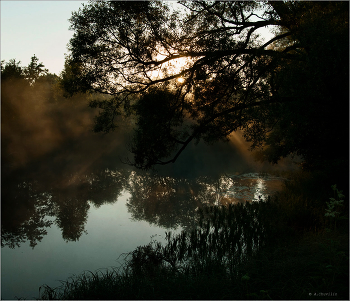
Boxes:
[1,167,130,248]
[127,173,225,230]
[219,173,285,204]
[2,163,285,249]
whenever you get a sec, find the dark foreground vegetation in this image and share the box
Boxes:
[38,171,349,300]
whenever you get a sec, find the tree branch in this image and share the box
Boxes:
[143,97,292,168]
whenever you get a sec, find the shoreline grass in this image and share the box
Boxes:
[37,172,349,300]
[38,229,348,300]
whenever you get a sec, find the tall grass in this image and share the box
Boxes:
[38,173,349,300]
[125,199,283,277]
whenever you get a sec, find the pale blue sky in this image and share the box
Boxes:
[1,1,274,76]
[1,1,86,75]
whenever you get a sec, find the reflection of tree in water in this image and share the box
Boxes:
[1,168,130,248]
[55,197,90,242]
[1,177,56,248]
[52,169,129,242]
[2,162,282,249]
[126,172,235,231]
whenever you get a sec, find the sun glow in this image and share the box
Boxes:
[149,53,191,82]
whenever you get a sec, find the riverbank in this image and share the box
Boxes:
[38,171,349,300]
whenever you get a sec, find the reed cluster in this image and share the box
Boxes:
[38,174,348,300]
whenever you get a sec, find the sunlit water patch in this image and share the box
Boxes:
[217,173,286,205]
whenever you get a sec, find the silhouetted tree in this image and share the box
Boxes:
[1,59,26,81]
[61,1,348,170]
[23,55,48,85]
[1,55,49,85]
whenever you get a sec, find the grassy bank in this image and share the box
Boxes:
[38,172,349,300]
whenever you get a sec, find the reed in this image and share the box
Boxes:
[38,177,348,300]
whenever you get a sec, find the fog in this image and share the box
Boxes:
[2,79,132,177]
[1,78,298,181]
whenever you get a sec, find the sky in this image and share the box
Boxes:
[1,1,86,75]
[1,1,274,76]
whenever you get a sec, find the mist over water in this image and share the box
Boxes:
[1,78,296,299]
[2,80,127,173]
[2,76,298,178]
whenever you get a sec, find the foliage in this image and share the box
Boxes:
[129,88,187,168]
[1,59,25,81]
[62,1,348,170]
[23,55,49,85]
[325,185,344,218]
[1,55,49,85]
[325,185,346,230]
[271,171,330,233]
[253,2,349,171]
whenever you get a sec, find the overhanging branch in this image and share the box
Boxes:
[138,97,293,168]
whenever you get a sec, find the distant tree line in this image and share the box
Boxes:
[1,55,57,84]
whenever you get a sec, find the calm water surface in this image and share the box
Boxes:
[1,112,292,299]
[1,165,286,299]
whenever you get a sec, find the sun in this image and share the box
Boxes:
[149,53,190,82]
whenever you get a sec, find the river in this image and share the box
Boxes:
[1,135,293,299]
[1,92,296,299]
